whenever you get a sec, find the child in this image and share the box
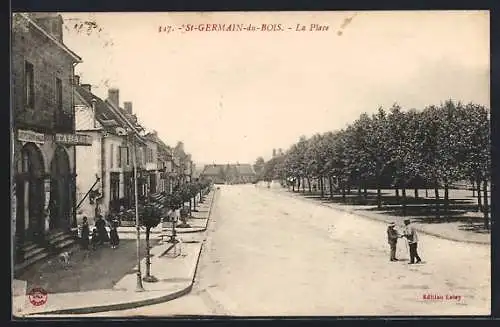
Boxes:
[80,216,90,250]
[109,219,120,249]
[91,228,99,250]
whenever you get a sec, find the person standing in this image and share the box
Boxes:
[403,219,422,264]
[95,215,109,245]
[109,218,120,249]
[80,216,90,250]
[387,222,400,261]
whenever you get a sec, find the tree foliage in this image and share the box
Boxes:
[257,100,490,220]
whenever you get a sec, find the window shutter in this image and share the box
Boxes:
[110,144,114,167]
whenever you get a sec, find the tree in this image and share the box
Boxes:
[139,200,163,282]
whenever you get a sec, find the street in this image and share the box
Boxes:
[77,184,490,316]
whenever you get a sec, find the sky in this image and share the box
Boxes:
[59,11,490,165]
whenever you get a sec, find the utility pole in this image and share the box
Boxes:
[130,131,144,292]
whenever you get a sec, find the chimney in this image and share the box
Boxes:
[74,75,80,85]
[81,84,91,92]
[124,101,133,114]
[108,88,120,107]
[91,98,97,128]
[278,148,283,155]
[31,13,64,42]
[272,149,276,157]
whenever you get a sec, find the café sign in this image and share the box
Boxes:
[18,129,45,144]
[55,133,92,146]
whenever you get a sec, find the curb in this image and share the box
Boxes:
[171,189,217,234]
[22,190,217,317]
[25,243,205,316]
[272,187,490,246]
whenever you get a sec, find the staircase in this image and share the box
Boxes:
[46,230,79,253]
[14,241,50,275]
[14,230,79,276]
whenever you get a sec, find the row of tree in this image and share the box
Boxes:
[135,179,212,282]
[256,100,491,228]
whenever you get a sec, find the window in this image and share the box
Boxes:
[110,172,120,201]
[116,146,121,168]
[110,144,114,168]
[147,148,154,163]
[118,146,122,168]
[55,77,63,112]
[25,61,34,108]
[126,147,130,165]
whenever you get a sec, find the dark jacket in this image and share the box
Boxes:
[387,227,399,244]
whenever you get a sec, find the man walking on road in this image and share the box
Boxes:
[387,222,400,262]
[403,219,422,264]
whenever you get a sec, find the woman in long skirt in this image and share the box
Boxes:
[80,216,90,250]
[109,219,120,249]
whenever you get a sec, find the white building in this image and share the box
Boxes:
[74,83,145,222]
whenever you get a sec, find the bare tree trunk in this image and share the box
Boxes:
[401,185,407,216]
[145,227,151,277]
[471,179,475,197]
[444,179,449,219]
[434,181,440,219]
[376,173,382,209]
[414,188,419,198]
[476,177,482,212]
[425,188,428,198]
[320,177,324,198]
[483,179,489,230]
[395,187,400,204]
[341,181,346,202]
[329,176,334,199]
[307,177,312,193]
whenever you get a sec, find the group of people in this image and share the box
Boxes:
[387,219,423,264]
[79,215,121,250]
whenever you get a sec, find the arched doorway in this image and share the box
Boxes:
[15,143,45,262]
[50,146,71,230]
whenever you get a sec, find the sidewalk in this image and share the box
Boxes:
[265,186,490,246]
[161,191,216,234]
[13,189,217,317]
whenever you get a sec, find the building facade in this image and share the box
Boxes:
[11,13,90,263]
[75,85,149,219]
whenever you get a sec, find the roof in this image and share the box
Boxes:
[75,85,145,144]
[235,164,255,175]
[202,164,225,176]
[201,163,256,176]
[17,13,82,63]
[75,85,120,133]
[145,132,173,157]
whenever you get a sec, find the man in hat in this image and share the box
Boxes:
[403,219,422,264]
[387,222,400,261]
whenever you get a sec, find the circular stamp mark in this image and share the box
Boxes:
[28,287,48,306]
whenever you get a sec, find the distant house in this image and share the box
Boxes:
[201,163,256,184]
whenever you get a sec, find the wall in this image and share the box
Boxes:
[75,131,102,223]
[12,14,76,133]
[103,134,125,215]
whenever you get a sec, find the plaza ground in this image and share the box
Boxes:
[69,184,490,316]
[16,237,157,294]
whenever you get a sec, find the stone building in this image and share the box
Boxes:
[11,13,89,268]
[201,163,256,184]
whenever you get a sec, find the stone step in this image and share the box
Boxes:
[14,249,50,276]
[46,231,67,242]
[23,242,38,253]
[24,246,46,261]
